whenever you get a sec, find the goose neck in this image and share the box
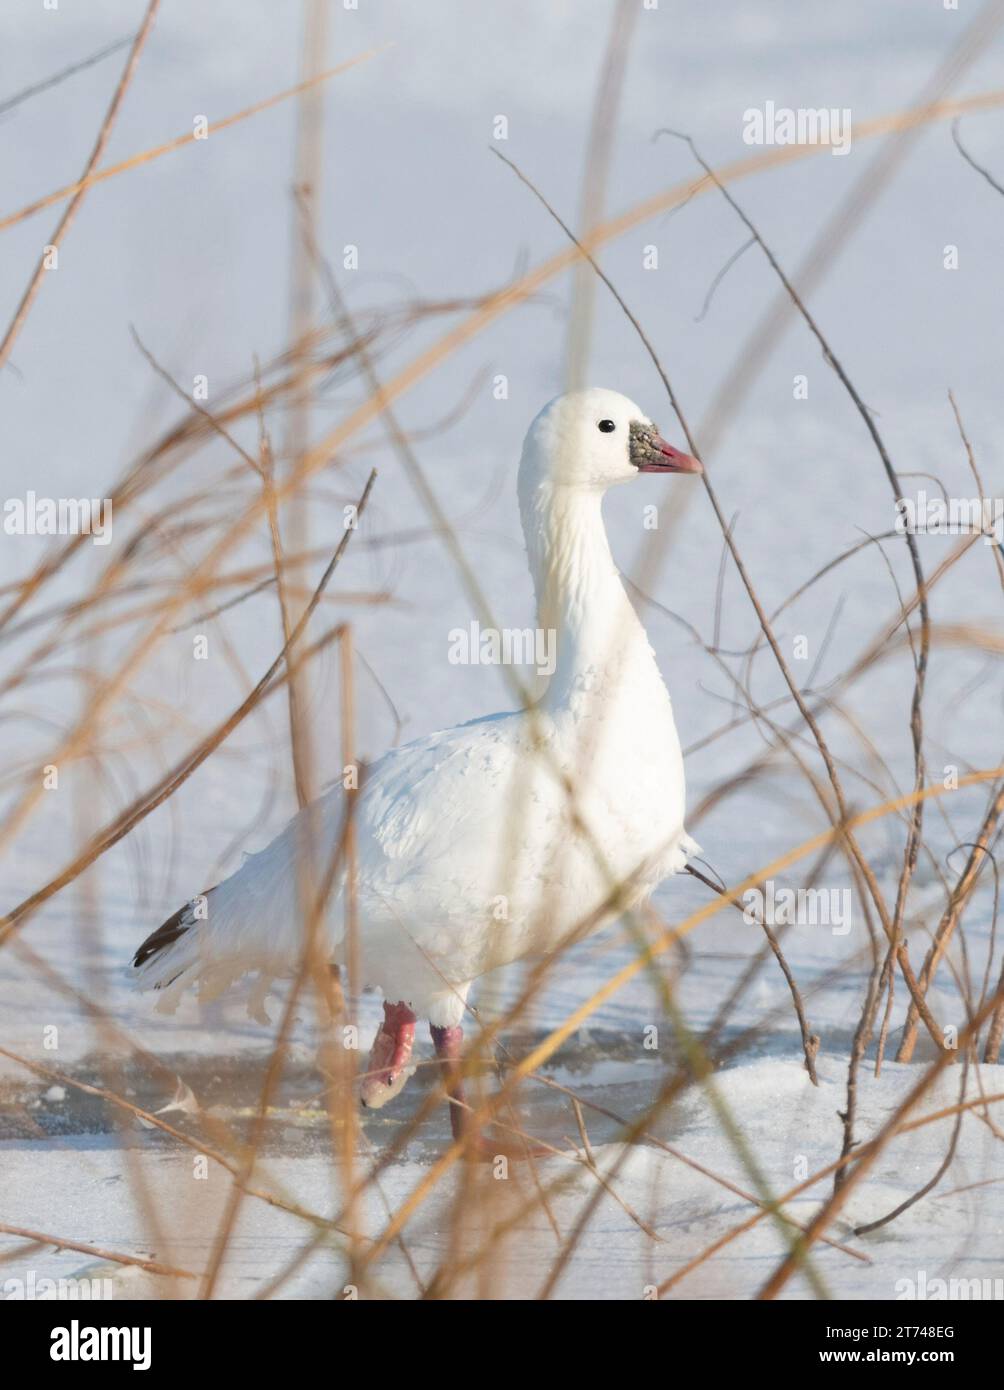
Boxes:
[520,482,651,706]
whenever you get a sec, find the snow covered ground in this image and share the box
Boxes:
[4,1055,1001,1300]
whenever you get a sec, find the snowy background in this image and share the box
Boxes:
[1,0,1002,1299]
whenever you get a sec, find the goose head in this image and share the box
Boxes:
[519,387,702,494]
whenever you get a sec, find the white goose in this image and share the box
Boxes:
[134,388,702,1148]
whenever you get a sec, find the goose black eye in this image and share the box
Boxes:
[597,419,616,433]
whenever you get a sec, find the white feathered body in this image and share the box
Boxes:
[134,389,698,1026]
[136,647,693,1025]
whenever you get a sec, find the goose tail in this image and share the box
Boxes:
[132,842,342,1019]
[132,892,214,1006]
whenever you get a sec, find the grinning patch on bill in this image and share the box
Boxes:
[628,419,703,474]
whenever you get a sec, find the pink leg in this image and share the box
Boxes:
[429,1023,467,1141]
[430,1021,550,1160]
[360,1000,416,1110]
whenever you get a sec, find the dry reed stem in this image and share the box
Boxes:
[757,982,1004,1299]
[511,774,1004,1089]
[0,49,388,235]
[0,1222,196,1283]
[654,140,956,1177]
[311,767,995,1284]
[564,0,639,391]
[3,32,995,1295]
[686,864,820,1082]
[852,1059,970,1237]
[0,473,376,947]
[952,116,1004,198]
[2,84,1000,659]
[658,1087,1004,1296]
[350,775,1002,1280]
[492,145,943,1057]
[538,1078,869,1265]
[0,33,134,117]
[198,764,363,1298]
[0,1044,353,1239]
[899,784,1004,1060]
[1,89,995,818]
[0,0,161,375]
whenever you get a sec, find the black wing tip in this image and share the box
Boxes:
[133,903,191,970]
